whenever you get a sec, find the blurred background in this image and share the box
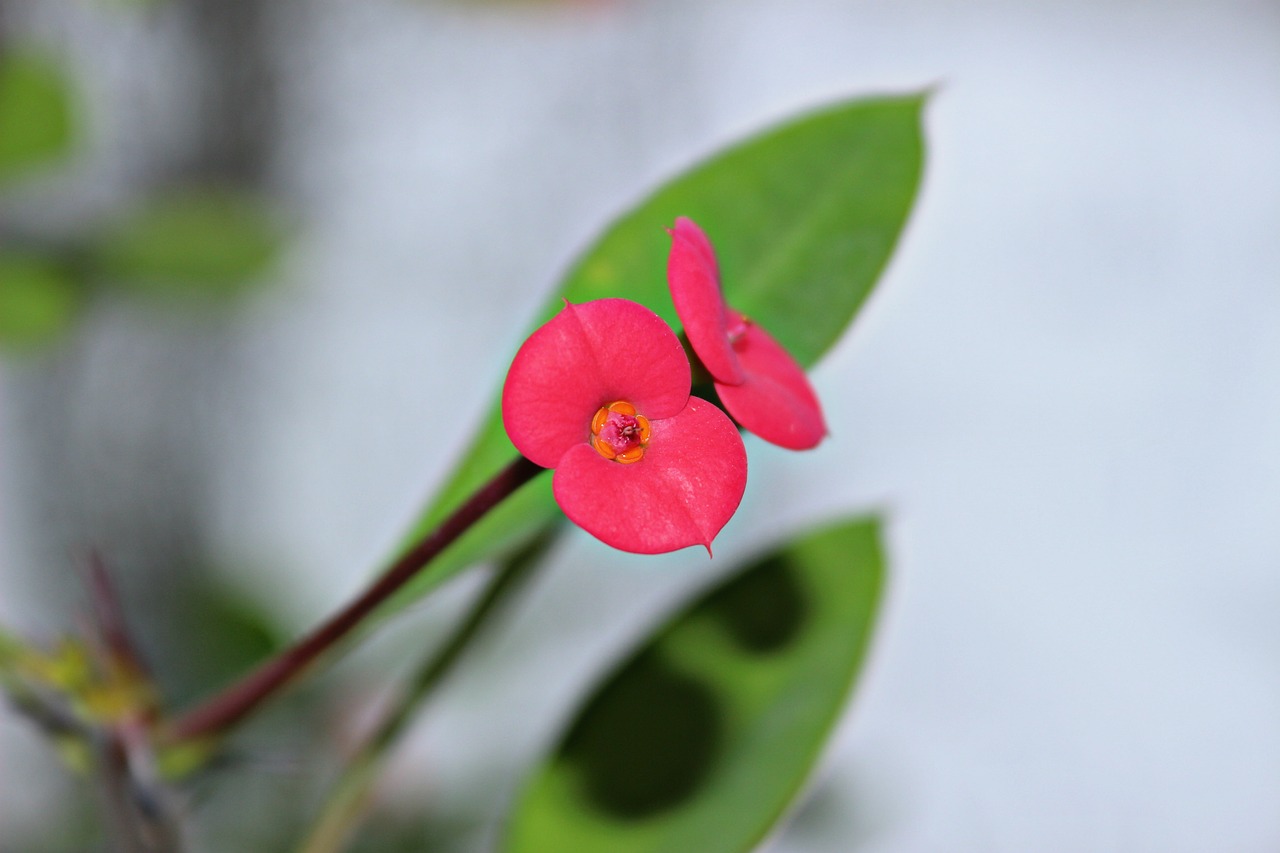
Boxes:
[1,0,1277,850]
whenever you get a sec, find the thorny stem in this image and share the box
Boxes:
[88,553,155,706]
[97,724,185,853]
[88,553,141,669]
[168,456,544,742]
[297,526,559,853]
[86,555,180,848]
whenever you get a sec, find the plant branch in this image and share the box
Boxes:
[297,525,559,853]
[96,725,186,853]
[87,552,155,693]
[167,456,543,742]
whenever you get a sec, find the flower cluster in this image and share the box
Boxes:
[502,218,825,555]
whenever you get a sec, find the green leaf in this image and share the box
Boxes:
[0,252,81,350]
[145,573,283,708]
[386,92,925,610]
[563,93,928,365]
[90,188,282,298]
[0,48,76,186]
[503,516,885,853]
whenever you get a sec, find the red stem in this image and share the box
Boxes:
[168,456,543,742]
[87,551,152,682]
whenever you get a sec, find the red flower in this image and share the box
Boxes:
[667,216,826,450]
[502,298,747,554]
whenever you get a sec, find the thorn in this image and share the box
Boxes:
[85,551,152,688]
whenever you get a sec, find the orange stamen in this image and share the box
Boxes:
[590,400,650,463]
[614,446,645,464]
[591,406,609,434]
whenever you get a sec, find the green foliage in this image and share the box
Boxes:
[144,574,283,708]
[91,188,283,298]
[0,252,81,350]
[0,50,283,356]
[503,516,885,853]
[384,93,926,611]
[0,48,75,186]
[562,93,928,365]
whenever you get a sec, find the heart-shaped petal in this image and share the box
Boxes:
[503,299,691,468]
[667,217,745,386]
[552,397,747,554]
[716,320,826,450]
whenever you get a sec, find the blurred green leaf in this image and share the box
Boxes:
[381,93,924,612]
[0,252,81,350]
[503,516,885,853]
[144,574,282,708]
[91,188,282,297]
[0,48,75,185]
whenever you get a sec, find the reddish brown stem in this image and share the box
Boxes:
[87,552,152,683]
[168,456,543,742]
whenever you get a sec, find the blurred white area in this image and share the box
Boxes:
[3,0,1279,851]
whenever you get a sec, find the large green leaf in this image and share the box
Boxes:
[0,48,76,186]
[503,516,885,853]
[386,93,925,610]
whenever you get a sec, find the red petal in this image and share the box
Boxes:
[503,299,691,468]
[668,217,745,385]
[552,397,747,554]
[716,320,826,450]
